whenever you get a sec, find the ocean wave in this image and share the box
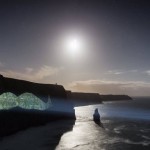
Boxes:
[142,135,150,140]
[123,139,150,146]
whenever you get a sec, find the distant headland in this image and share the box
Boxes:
[100,94,132,101]
[67,91,132,106]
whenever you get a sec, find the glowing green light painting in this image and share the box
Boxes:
[0,93,17,109]
[0,92,52,110]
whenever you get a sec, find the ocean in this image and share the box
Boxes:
[56,97,150,150]
[0,97,150,150]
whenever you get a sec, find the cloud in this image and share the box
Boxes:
[129,70,138,73]
[106,70,138,75]
[25,67,33,73]
[145,70,150,75]
[69,79,150,96]
[107,70,124,75]
[0,65,63,82]
[34,66,63,80]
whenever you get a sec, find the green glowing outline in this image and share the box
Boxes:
[0,92,52,110]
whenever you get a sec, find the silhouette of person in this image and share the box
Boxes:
[93,108,104,128]
[93,108,100,123]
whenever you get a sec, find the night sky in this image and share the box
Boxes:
[0,0,150,96]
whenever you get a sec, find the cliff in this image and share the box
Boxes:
[100,94,132,101]
[0,74,133,137]
[0,75,75,137]
[66,92,132,104]
[67,91,102,106]
[0,75,66,103]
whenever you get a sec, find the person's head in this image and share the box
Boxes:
[95,108,98,113]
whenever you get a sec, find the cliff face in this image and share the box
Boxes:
[0,75,133,137]
[101,95,132,101]
[0,75,76,137]
[67,91,102,106]
[0,75,132,105]
[66,90,132,104]
[0,75,66,103]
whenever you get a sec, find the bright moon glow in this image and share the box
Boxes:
[66,38,81,55]
[69,39,79,50]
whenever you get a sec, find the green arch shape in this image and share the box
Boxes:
[17,93,46,110]
[0,92,52,110]
[0,92,17,109]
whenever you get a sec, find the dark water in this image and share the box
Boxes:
[56,97,150,150]
[0,98,150,150]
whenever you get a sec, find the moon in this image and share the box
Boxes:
[66,38,81,55]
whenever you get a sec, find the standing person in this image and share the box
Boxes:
[93,108,101,124]
[93,108,104,129]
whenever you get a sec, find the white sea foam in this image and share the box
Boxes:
[142,135,150,140]
[123,139,150,146]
